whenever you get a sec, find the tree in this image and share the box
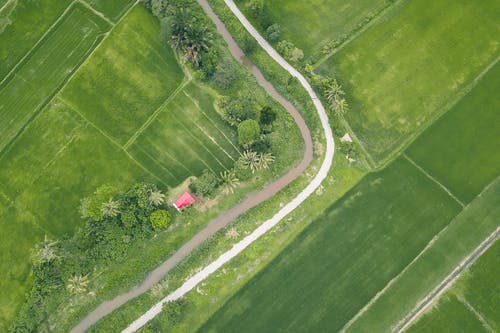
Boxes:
[220,95,257,126]
[238,119,260,146]
[259,106,277,125]
[32,235,59,265]
[67,274,89,295]
[290,47,304,62]
[257,152,275,171]
[240,150,260,173]
[266,23,281,42]
[333,98,349,114]
[80,185,117,221]
[190,169,220,197]
[150,209,170,231]
[220,170,240,194]
[101,199,120,218]
[149,190,166,206]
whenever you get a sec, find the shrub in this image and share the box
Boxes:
[189,169,220,197]
[266,23,281,42]
[79,185,117,221]
[150,210,170,231]
[220,95,258,126]
[238,119,260,146]
[234,159,252,181]
[259,106,277,125]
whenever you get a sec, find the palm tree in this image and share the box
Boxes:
[149,190,165,206]
[240,150,260,173]
[325,81,344,105]
[220,170,240,194]
[226,227,239,240]
[32,235,59,265]
[101,199,120,218]
[334,98,349,114]
[67,274,89,295]
[257,152,275,171]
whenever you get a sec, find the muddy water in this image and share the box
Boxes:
[71,1,312,332]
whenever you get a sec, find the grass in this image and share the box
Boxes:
[406,63,500,204]
[0,0,72,79]
[408,241,499,333]
[234,0,388,58]
[198,157,461,333]
[128,82,240,186]
[84,0,134,21]
[60,5,185,146]
[0,2,110,153]
[318,0,499,164]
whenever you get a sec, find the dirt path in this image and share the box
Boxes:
[120,0,334,331]
[394,227,499,332]
[70,1,325,332]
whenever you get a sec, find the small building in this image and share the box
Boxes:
[340,133,353,143]
[173,192,195,211]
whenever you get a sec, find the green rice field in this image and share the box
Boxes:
[235,0,389,57]
[408,241,499,333]
[0,3,240,328]
[0,0,72,79]
[198,157,462,332]
[84,0,134,21]
[318,0,499,163]
[406,63,500,204]
[0,2,110,153]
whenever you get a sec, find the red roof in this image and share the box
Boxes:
[174,192,195,210]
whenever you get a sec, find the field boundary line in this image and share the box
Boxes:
[313,0,407,69]
[183,88,242,154]
[59,97,169,188]
[171,115,230,170]
[141,133,196,176]
[395,228,499,332]
[403,154,465,207]
[340,222,452,332]
[0,29,108,161]
[0,190,14,206]
[123,78,191,150]
[77,0,115,25]
[0,0,14,13]
[457,296,495,333]
[0,1,78,88]
[373,55,499,169]
[130,144,182,183]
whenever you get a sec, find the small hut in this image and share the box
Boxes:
[173,192,195,211]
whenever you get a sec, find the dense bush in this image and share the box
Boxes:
[238,119,260,146]
[150,209,171,231]
[189,169,220,197]
[266,23,281,42]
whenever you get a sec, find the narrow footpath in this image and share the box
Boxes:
[121,0,334,331]
[70,0,326,331]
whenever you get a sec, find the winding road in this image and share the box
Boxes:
[71,0,334,332]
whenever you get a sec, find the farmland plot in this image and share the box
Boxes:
[60,5,184,145]
[198,158,461,333]
[318,0,499,163]
[0,0,72,78]
[407,242,499,333]
[128,83,240,186]
[0,2,110,153]
[84,0,134,21]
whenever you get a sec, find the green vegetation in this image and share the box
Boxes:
[198,158,461,332]
[318,0,499,163]
[406,63,500,203]
[408,242,499,333]
[235,0,389,59]
[0,3,110,152]
[60,5,184,145]
[84,0,134,21]
[127,82,240,187]
[0,0,72,78]
[11,182,173,332]
[345,176,500,332]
